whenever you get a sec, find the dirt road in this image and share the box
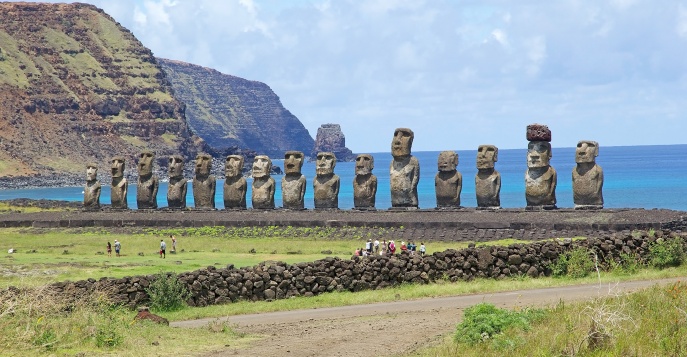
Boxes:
[172,277,684,357]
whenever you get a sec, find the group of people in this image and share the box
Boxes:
[105,236,176,258]
[355,239,426,257]
[106,240,121,257]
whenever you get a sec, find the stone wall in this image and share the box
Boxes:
[47,229,686,308]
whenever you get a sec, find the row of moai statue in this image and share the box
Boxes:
[83,124,603,210]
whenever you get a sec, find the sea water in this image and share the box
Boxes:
[1,145,685,210]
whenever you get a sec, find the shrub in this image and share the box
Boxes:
[649,237,685,269]
[454,303,546,345]
[551,247,595,278]
[145,272,191,312]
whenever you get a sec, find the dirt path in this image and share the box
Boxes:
[172,277,685,357]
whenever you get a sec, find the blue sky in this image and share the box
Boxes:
[24,0,687,152]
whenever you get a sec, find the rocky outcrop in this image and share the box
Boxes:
[157,58,315,157]
[311,124,355,162]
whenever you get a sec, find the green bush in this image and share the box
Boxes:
[145,272,191,312]
[649,237,685,269]
[454,303,546,345]
[550,247,595,278]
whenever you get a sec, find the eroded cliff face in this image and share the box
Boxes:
[311,124,355,162]
[0,2,202,177]
[157,58,315,157]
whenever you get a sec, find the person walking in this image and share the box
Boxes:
[374,239,380,254]
[419,242,426,256]
[106,242,112,257]
[114,240,121,257]
[160,239,166,259]
[171,235,177,253]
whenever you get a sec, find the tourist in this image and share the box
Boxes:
[408,241,416,255]
[354,248,361,256]
[114,240,121,257]
[389,240,396,255]
[374,239,380,254]
[400,241,408,253]
[171,235,177,253]
[381,239,387,255]
[366,239,372,254]
[107,241,112,257]
[419,242,426,256]
[160,239,166,259]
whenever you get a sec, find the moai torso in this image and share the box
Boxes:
[390,128,420,208]
[167,155,187,209]
[110,157,128,209]
[525,139,557,207]
[223,155,247,209]
[475,145,501,208]
[136,150,159,209]
[353,154,377,209]
[193,153,216,209]
[572,140,604,208]
[313,152,340,209]
[282,151,307,210]
[251,155,275,209]
[435,151,462,208]
[84,163,101,209]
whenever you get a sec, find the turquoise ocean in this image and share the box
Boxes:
[1,144,685,211]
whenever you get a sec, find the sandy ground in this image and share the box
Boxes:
[171,277,685,357]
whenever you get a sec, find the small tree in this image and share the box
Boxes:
[145,272,191,312]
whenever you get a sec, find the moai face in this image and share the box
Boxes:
[138,151,154,176]
[252,155,272,178]
[225,155,244,178]
[527,141,552,168]
[316,152,336,176]
[477,145,498,169]
[284,151,304,175]
[111,157,125,178]
[168,155,184,178]
[391,128,414,158]
[355,154,374,176]
[195,153,212,176]
[575,140,599,164]
[437,151,458,172]
[86,163,98,181]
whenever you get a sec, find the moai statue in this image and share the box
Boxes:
[313,152,340,209]
[223,155,247,209]
[136,150,159,209]
[390,128,420,209]
[167,155,187,209]
[282,151,307,210]
[192,153,216,209]
[251,155,275,209]
[572,140,604,209]
[435,151,462,208]
[110,156,128,209]
[525,124,557,209]
[475,145,501,209]
[83,163,101,209]
[353,154,377,209]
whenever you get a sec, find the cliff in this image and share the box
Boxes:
[157,58,315,158]
[311,124,355,162]
[0,2,202,177]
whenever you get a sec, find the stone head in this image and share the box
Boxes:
[195,153,212,176]
[225,155,244,178]
[575,140,599,164]
[391,128,414,158]
[252,155,272,178]
[138,150,155,176]
[111,156,125,178]
[284,151,304,175]
[168,155,184,178]
[477,145,498,169]
[316,152,336,176]
[527,141,552,168]
[86,163,98,181]
[437,151,458,172]
[355,154,374,176]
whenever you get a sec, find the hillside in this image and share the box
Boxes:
[0,2,202,177]
[157,58,315,157]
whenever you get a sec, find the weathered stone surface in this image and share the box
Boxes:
[110,157,128,209]
[136,150,159,209]
[282,151,307,210]
[526,140,557,208]
[573,140,604,208]
[251,155,275,209]
[475,145,501,208]
[84,163,101,209]
[390,128,419,208]
[353,154,377,209]
[193,153,216,209]
[167,155,187,209]
[435,151,462,208]
[313,152,340,209]
[223,155,247,209]
[311,124,355,162]
[526,123,552,142]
